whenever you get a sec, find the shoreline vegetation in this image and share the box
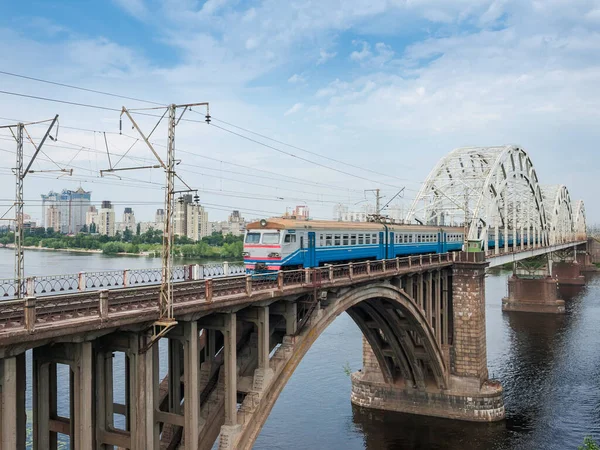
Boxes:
[0,227,244,259]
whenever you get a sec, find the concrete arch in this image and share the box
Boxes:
[406,145,549,247]
[233,283,447,450]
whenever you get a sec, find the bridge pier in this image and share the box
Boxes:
[0,353,26,450]
[502,276,565,314]
[351,258,504,422]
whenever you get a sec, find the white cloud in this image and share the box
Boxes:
[112,0,148,19]
[284,103,304,116]
[317,49,337,65]
[350,41,372,61]
[288,73,306,84]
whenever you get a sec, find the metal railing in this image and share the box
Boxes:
[0,262,245,300]
[0,253,454,336]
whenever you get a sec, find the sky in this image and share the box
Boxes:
[0,0,599,225]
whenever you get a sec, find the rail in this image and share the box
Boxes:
[0,254,454,336]
[0,262,245,300]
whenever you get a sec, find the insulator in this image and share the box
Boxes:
[205,114,211,124]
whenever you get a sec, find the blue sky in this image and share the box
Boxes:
[0,0,599,224]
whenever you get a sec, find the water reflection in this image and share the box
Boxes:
[349,273,600,450]
[352,405,507,450]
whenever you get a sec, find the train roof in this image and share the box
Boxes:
[246,218,464,232]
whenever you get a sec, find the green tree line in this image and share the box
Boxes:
[0,227,243,259]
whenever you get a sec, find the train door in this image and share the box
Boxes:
[389,232,395,258]
[438,230,445,253]
[306,232,316,268]
[379,231,386,259]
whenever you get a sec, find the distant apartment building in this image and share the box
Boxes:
[98,201,116,237]
[41,187,91,234]
[155,209,165,224]
[187,203,209,241]
[174,195,193,237]
[173,196,210,241]
[208,210,245,237]
[85,206,98,227]
[122,207,136,231]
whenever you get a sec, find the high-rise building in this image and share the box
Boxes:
[46,205,61,231]
[187,203,209,242]
[122,207,136,231]
[174,195,193,238]
[86,206,98,227]
[98,201,116,236]
[41,188,91,234]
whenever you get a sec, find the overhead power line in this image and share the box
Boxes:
[0,72,420,187]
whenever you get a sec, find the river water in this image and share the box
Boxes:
[3,249,599,449]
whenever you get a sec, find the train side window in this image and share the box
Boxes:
[372,233,378,244]
[342,234,349,246]
[350,234,356,245]
[284,234,296,243]
[358,234,364,244]
[325,234,332,246]
[319,234,324,246]
[365,234,371,244]
[409,235,413,243]
[334,234,341,246]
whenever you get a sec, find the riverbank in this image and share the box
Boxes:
[2,244,154,257]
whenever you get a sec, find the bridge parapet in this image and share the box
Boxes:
[0,262,246,300]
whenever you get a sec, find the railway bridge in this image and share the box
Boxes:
[0,145,594,450]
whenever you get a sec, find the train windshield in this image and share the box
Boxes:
[262,233,281,244]
[245,233,260,244]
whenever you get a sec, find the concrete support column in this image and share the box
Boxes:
[0,354,26,450]
[451,259,490,385]
[184,321,200,450]
[131,339,159,450]
[168,339,183,414]
[426,272,433,326]
[405,275,414,300]
[32,351,56,450]
[435,270,442,344]
[442,271,449,346]
[72,342,93,450]
[95,346,115,449]
[284,302,297,336]
[223,313,238,427]
[257,306,270,370]
[417,273,424,310]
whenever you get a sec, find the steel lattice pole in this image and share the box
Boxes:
[14,123,24,298]
[159,104,176,320]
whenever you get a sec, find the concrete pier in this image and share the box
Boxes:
[502,276,565,314]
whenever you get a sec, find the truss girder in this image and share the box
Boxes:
[541,185,573,245]
[406,145,551,246]
[573,200,587,240]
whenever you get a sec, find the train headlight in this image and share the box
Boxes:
[242,252,250,257]
[268,252,281,258]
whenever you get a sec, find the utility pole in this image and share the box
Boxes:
[14,123,23,297]
[364,188,382,217]
[0,115,60,298]
[119,102,209,348]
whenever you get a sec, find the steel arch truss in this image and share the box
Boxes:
[541,185,573,244]
[573,200,587,240]
[406,145,549,249]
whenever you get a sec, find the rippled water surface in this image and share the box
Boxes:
[4,250,599,449]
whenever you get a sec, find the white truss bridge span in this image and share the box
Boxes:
[406,145,586,249]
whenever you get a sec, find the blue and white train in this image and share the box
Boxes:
[243,218,467,273]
